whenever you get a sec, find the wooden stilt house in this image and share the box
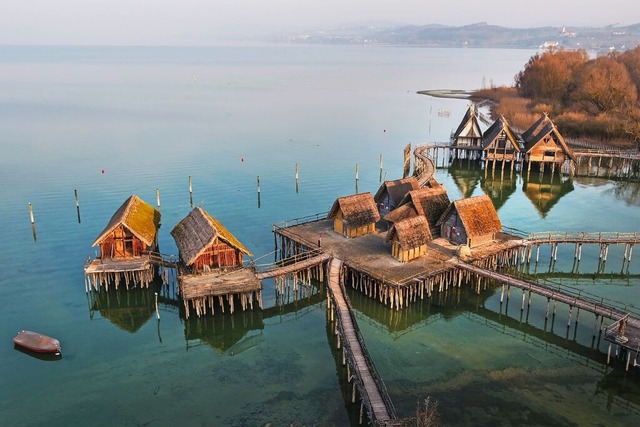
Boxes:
[171,207,252,273]
[386,216,432,262]
[328,192,380,238]
[171,207,262,319]
[522,114,575,174]
[84,195,161,291]
[374,176,420,218]
[452,104,483,147]
[482,115,522,165]
[384,186,450,237]
[437,195,502,248]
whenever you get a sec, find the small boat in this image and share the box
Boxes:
[13,330,61,356]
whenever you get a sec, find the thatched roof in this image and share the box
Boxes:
[384,187,450,229]
[522,114,575,160]
[373,177,420,206]
[482,116,521,151]
[383,203,415,223]
[437,194,502,237]
[386,216,432,248]
[328,192,380,227]
[171,207,252,266]
[92,195,160,247]
[453,105,483,140]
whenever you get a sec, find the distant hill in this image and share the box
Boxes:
[269,22,640,51]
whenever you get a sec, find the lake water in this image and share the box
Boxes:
[1,45,639,426]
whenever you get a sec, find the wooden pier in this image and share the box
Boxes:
[326,258,397,424]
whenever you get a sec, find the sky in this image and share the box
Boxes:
[1,0,638,45]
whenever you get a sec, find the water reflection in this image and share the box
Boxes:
[481,169,517,210]
[184,311,265,353]
[88,287,157,333]
[522,172,574,218]
[447,160,482,199]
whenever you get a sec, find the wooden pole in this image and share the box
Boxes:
[156,188,161,210]
[28,202,35,224]
[188,175,193,207]
[155,292,160,319]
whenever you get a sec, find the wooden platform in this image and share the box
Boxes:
[277,219,523,286]
[85,256,152,274]
[179,268,261,300]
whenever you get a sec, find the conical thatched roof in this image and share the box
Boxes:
[92,195,160,247]
[437,195,502,237]
[373,177,420,206]
[328,192,380,227]
[171,207,252,266]
[386,216,432,248]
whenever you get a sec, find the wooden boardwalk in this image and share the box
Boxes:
[327,258,396,423]
[255,252,331,279]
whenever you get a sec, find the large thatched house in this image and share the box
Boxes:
[92,194,160,259]
[171,207,253,273]
[386,216,432,262]
[437,195,502,248]
[328,192,380,238]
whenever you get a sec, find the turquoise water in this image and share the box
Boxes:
[1,45,639,426]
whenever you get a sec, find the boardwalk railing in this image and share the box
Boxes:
[252,248,327,277]
[526,231,640,244]
[273,211,329,231]
[144,251,178,267]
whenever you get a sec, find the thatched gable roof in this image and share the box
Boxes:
[482,116,521,151]
[328,192,380,227]
[522,114,575,160]
[373,177,420,206]
[437,195,502,237]
[453,105,483,140]
[171,207,252,266]
[92,195,160,247]
[386,216,432,248]
[383,203,415,224]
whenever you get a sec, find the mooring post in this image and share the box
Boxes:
[28,202,35,224]
[156,188,161,211]
[188,175,193,207]
[155,292,160,320]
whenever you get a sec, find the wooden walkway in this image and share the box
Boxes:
[255,252,331,279]
[526,231,640,245]
[327,258,396,423]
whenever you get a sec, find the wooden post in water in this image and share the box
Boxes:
[188,175,193,207]
[379,154,383,182]
[156,188,161,211]
[295,163,299,193]
[75,189,81,223]
[155,292,160,319]
[28,202,35,225]
[257,176,261,208]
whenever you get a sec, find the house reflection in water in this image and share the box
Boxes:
[481,170,517,211]
[89,288,157,333]
[522,172,574,218]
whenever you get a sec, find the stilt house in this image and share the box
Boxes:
[452,105,483,147]
[328,192,380,238]
[522,114,575,173]
[171,207,253,273]
[384,186,450,237]
[386,216,432,262]
[437,195,502,248]
[92,194,160,259]
[482,115,522,163]
[374,177,420,217]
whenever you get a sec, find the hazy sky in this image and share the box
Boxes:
[2,0,638,45]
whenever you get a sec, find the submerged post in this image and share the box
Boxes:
[155,292,160,319]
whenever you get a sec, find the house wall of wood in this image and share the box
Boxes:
[192,241,244,272]
[469,233,496,248]
[440,212,467,247]
[332,209,375,238]
[99,226,150,259]
[391,240,427,262]
[456,135,482,147]
[526,139,566,163]
[485,136,519,161]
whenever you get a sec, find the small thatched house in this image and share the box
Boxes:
[386,216,432,262]
[437,195,502,248]
[482,115,522,163]
[374,177,420,217]
[171,207,253,273]
[384,187,450,237]
[328,192,380,238]
[452,105,483,147]
[92,195,160,259]
[522,114,575,172]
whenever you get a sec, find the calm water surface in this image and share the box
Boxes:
[1,45,639,426]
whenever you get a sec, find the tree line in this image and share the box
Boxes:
[476,46,640,146]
